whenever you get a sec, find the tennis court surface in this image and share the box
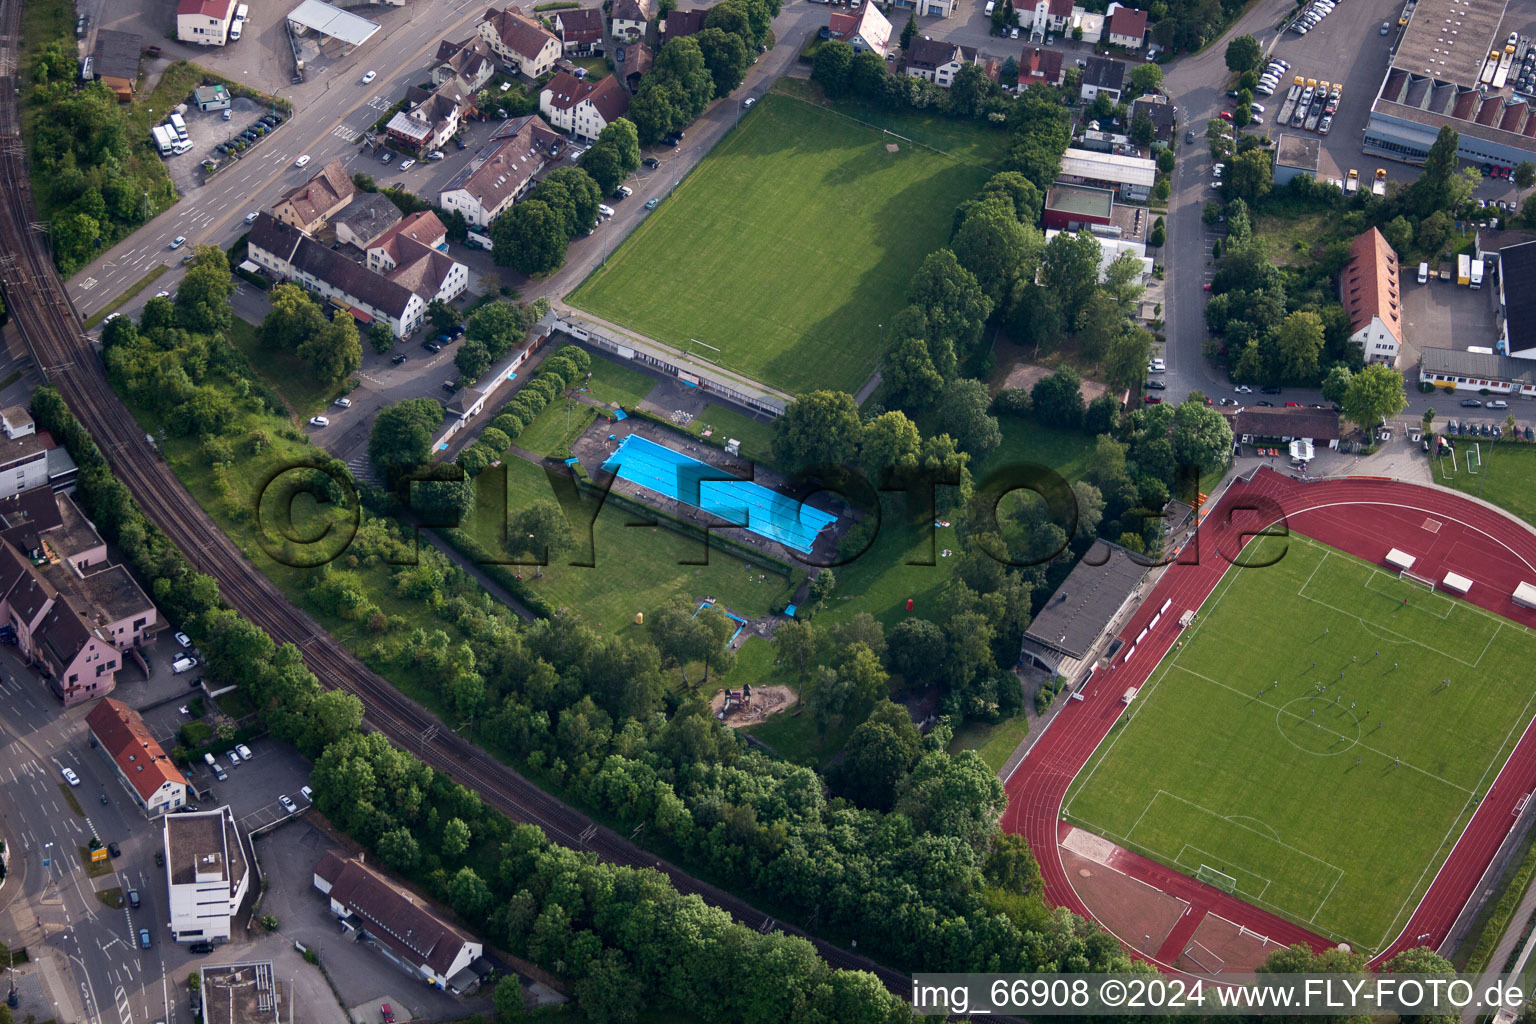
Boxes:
[601,435,836,553]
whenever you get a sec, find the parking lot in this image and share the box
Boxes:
[251,823,523,1020]
[1400,267,1500,364]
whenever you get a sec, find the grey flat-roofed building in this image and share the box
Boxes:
[1274,134,1320,185]
[1019,540,1149,675]
[1419,345,1536,396]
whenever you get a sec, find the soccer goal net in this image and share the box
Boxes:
[1399,570,1436,593]
[1196,865,1237,892]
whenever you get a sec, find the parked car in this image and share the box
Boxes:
[236,744,253,760]
[380,150,393,164]
[227,751,241,767]
[108,842,121,857]
[128,889,140,909]
[301,785,314,801]
[645,197,660,209]
[427,151,444,161]
[61,767,80,786]
[1234,385,1253,393]
[189,942,214,954]
[172,655,198,674]
[174,631,192,648]
[333,397,352,408]
[391,353,408,365]
[614,185,633,199]
[1143,395,1163,404]
[244,212,258,224]
[1145,379,1167,390]
[423,340,442,352]
[309,415,329,426]
[1461,398,1483,407]
[139,929,152,950]
[642,157,660,168]
[399,158,415,170]
[279,794,297,813]
[214,765,227,781]
[1488,399,1509,408]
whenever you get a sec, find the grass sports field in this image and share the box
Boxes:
[567,88,1005,395]
[1436,442,1536,529]
[1064,532,1536,950]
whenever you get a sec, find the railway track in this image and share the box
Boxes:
[0,0,908,992]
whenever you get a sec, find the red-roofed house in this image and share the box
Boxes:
[437,116,559,226]
[314,852,486,993]
[1341,227,1403,365]
[272,157,357,233]
[552,7,605,54]
[1027,0,1073,36]
[176,0,236,45]
[1017,45,1064,88]
[539,72,632,141]
[662,8,708,39]
[1106,4,1148,49]
[364,212,468,304]
[830,0,892,56]
[87,698,188,816]
[479,6,563,78]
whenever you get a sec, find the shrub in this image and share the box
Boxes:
[480,427,511,452]
[991,387,1031,415]
[493,413,525,438]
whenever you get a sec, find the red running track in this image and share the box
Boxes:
[1000,467,1536,970]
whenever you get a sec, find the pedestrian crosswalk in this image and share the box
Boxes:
[332,125,361,142]
[366,95,392,112]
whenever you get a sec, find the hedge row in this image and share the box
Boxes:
[432,526,559,619]
[456,345,592,476]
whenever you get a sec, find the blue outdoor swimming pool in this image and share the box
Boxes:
[601,435,836,554]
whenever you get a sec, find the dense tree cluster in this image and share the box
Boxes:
[629,0,777,144]
[257,284,363,386]
[490,166,605,276]
[1152,0,1250,53]
[26,43,181,274]
[577,118,643,195]
[457,341,589,476]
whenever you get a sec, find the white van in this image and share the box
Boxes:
[985,0,995,12]
[169,113,188,141]
[204,752,216,766]
[1418,261,1429,283]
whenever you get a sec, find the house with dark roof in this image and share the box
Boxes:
[1340,227,1403,366]
[615,41,653,93]
[430,36,498,95]
[90,31,143,99]
[553,7,605,53]
[1017,45,1064,88]
[1018,540,1150,678]
[272,158,357,234]
[333,192,403,250]
[662,8,708,39]
[164,807,249,942]
[1499,239,1536,360]
[904,37,977,87]
[386,83,472,154]
[610,0,654,38]
[314,852,486,992]
[830,0,891,55]
[88,698,188,816]
[480,4,563,76]
[1106,3,1148,48]
[539,71,631,141]
[1228,406,1341,446]
[438,116,559,226]
[1131,95,1176,145]
[177,0,236,45]
[1080,56,1126,101]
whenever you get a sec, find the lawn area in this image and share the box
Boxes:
[949,713,1030,773]
[516,401,599,457]
[738,637,863,766]
[651,402,777,463]
[568,89,1007,395]
[579,355,657,409]
[1435,442,1536,528]
[1253,211,1336,265]
[457,456,801,635]
[572,57,610,80]
[225,317,344,417]
[1063,532,1536,950]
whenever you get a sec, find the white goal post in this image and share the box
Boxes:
[1399,569,1436,592]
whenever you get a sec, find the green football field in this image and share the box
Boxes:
[567,90,1002,395]
[1064,532,1536,951]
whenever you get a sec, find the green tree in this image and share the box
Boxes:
[1129,110,1154,148]
[1040,230,1103,328]
[938,378,1001,459]
[174,247,234,334]
[1031,367,1083,428]
[368,321,395,354]
[1516,161,1536,190]
[1104,325,1155,393]
[512,498,573,565]
[1074,290,1123,366]
[895,750,1005,852]
[1129,63,1163,96]
[428,299,459,334]
[860,409,922,479]
[298,313,362,386]
[1225,34,1262,74]
[812,38,854,95]
[909,248,992,376]
[696,26,753,96]
[772,390,864,473]
[1340,361,1408,434]
[1171,399,1234,471]
[441,816,472,859]
[901,11,918,47]
[377,827,421,871]
[493,976,526,1023]
[492,200,569,275]
[951,197,1042,307]
[808,567,836,605]
[369,397,443,476]
[1320,364,1354,404]
[888,618,945,687]
[1223,147,1273,205]
[949,63,992,118]
[1272,310,1326,382]
[836,704,920,811]
[260,284,326,351]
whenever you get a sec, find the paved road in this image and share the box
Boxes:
[0,668,180,1024]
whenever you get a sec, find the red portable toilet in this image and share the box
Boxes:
[905,598,914,611]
